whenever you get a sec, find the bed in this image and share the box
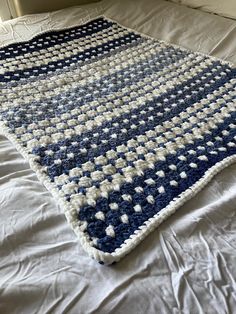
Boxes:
[0,0,236,312]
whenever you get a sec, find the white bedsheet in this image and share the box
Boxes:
[0,0,236,313]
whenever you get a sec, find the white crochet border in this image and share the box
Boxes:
[0,15,235,264]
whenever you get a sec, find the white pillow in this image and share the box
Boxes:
[169,0,236,20]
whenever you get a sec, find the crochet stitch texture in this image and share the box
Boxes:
[0,17,236,264]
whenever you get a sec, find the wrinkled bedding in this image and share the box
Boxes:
[0,0,236,313]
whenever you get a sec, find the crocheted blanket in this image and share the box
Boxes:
[0,17,235,264]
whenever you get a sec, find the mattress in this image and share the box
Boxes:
[0,0,236,312]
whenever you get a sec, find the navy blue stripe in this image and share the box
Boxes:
[0,32,141,83]
[80,115,236,252]
[67,92,236,185]
[0,18,113,60]
[51,88,235,185]
[2,44,189,125]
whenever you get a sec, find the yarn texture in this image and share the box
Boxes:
[0,17,236,264]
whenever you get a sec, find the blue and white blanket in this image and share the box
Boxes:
[0,17,235,264]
